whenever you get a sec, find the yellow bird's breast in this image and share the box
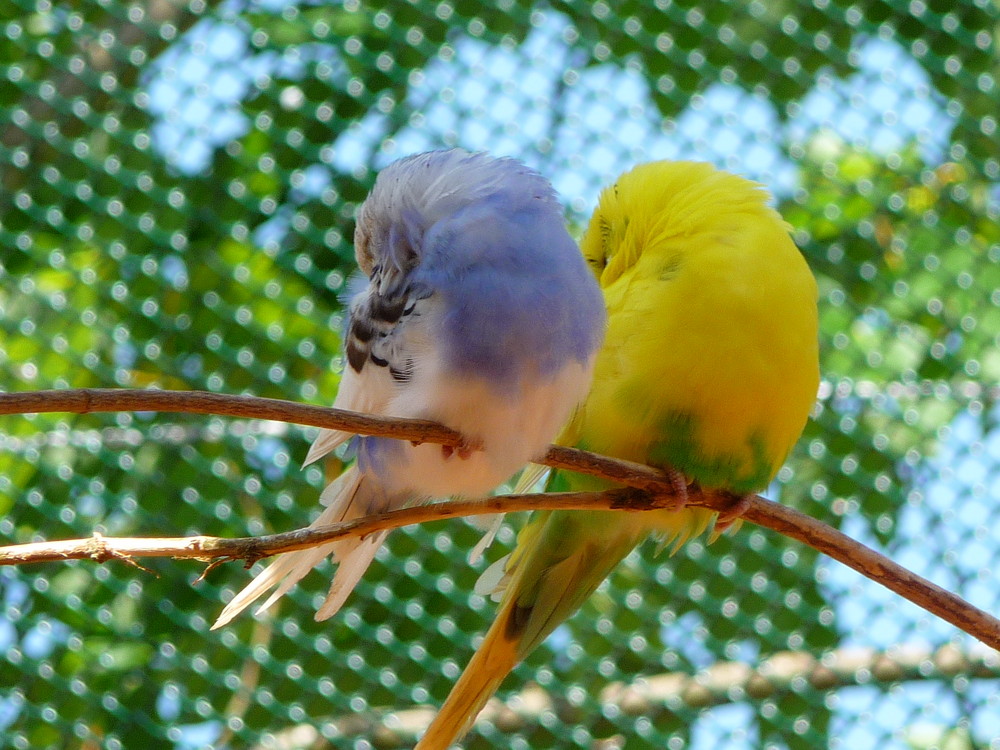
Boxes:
[579,162,819,493]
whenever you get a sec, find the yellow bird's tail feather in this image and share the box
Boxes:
[414,605,522,750]
[417,511,646,749]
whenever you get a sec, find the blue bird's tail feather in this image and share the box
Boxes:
[211,466,387,628]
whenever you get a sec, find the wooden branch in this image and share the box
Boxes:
[0,388,464,446]
[2,388,999,652]
[3,489,1000,651]
[254,643,1000,748]
[0,490,657,566]
[600,642,1000,711]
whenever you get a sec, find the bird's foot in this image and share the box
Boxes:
[714,493,752,533]
[665,468,690,512]
[441,437,482,460]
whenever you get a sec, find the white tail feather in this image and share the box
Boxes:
[314,529,388,620]
[467,463,549,566]
[472,553,510,600]
[512,462,549,494]
[212,467,378,629]
[467,515,503,565]
[302,427,352,467]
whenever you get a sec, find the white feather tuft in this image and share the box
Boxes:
[473,553,511,601]
[212,468,374,629]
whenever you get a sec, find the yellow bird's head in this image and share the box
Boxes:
[580,160,790,288]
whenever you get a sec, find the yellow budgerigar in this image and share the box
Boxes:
[415,161,820,749]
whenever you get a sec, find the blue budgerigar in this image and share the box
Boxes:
[212,150,606,627]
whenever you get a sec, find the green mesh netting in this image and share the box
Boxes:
[2,1,999,748]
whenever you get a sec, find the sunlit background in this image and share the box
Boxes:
[1,1,999,749]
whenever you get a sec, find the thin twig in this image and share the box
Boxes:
[1,388,999,651]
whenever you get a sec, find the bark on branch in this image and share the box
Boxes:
[1,388,999,652]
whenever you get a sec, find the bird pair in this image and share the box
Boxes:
[211,149,820,749]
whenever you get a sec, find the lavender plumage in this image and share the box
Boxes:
[213,149,605,628]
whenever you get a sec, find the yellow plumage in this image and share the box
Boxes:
[416,161,819,749]
[580,161,818,493]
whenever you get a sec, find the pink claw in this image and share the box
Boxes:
[441,438,482,460]
[715,493,752,532]
[666,468,690,512]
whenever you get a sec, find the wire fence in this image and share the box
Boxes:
[1,1,999,748]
